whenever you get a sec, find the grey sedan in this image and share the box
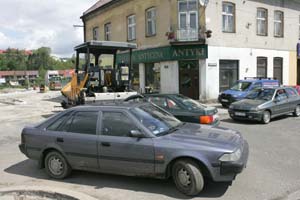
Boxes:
[228,87,300,124]
[19,103,248,196]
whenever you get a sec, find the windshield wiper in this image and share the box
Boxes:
[156,123,185,137]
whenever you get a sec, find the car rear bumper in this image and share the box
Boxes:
[211,140,249,182]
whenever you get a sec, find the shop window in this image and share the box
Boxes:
[127,15,136,41]
[257,8,268,36]
[274,57,283,84]
[257,57,268,78]
[132,64,140,91]
[93,27,99,40]
[219,60,239,92]
[146,7,157,36]
[274,11,284,37]
[222,2,235,33]
[145,63,160,93]
[104,23,111,41]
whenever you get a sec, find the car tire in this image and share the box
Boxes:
[261,110,271,124]
[172,159,204,196]
[44,151,71,179]
[293,105,300,117]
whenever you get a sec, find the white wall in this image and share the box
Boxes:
[205,46,290,100]
[139,63,145,93]
[160,61,179,94]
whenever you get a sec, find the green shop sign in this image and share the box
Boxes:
[116,44,208,64]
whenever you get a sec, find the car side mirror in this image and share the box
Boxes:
[130,130,144,138]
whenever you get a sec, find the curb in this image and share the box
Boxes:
[0,186,99,200]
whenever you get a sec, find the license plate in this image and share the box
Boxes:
[235,112,246,117]
[221,99,229,102]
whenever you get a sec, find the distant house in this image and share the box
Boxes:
[0,49,32,56]
[0,70,39,85]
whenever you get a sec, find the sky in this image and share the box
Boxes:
[0,0,98,57]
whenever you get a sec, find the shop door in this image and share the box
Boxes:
[219,60,239,92]
[179,60,199,100]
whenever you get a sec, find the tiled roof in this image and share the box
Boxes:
[83,0,114,16]
[0,71,39,77]
[0,49,32,55]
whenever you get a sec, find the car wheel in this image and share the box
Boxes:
[45,151,71,179]
[293,105,300,117]
[172,160,204,196]
[262,110,271,124]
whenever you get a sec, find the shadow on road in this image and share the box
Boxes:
[5,159,230,199]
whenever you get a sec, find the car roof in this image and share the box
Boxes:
[143,93,181,97]
[239,79,278,83]
[67,101,150,111]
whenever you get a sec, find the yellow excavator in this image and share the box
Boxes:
[61,40,137,108]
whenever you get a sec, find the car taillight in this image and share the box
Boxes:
[199,115,214,124]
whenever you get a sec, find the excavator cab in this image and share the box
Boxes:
[61,40,137,108]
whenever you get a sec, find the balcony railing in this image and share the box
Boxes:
[176,28,199,41]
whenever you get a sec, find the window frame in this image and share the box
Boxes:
[274,10,284,37]
[257,57,268,78]
[92,26,99,40]
[127,14,136,41]
[222,1,236,33]
[104,22,111,41]
[256,8,268,36]
[178,0,199,31]
[145,7,157,37]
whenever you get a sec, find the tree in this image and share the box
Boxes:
[27,47,52,70]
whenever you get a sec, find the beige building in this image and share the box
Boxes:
[81,0,300,100]
[81,0,208,100]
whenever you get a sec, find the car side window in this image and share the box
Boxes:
[286,88,298,97]
[101,112,138,137]
[148,97,167,108]
[47,112,71,131]
[252,83,262,90]
[166,98,181,110]
[276,89,288,100]
[66,111,98,135]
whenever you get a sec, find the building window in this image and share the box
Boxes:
[178,0,198,30]
[257,8,268,36]
[127,15,136,41]
[222,2,235,33]
[93,27,99,40]
[146,7,156,36]
[274,11,284,37]
[298,15,300,39]
[219,60,239,92]
[104,23,111,41]
[274,57,283,84]
[257,57,268,78]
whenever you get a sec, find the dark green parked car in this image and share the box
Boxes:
[125,94,220,126]
[228,87,300,124]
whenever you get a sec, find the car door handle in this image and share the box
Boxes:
[101,142,111,147]
[56,138,64,143]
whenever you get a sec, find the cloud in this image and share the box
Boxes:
[0,0,97,57]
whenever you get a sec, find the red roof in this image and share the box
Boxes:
[83,0,113,16]
[0,71,38,77]
[58,69,75,77]
[0,49,32,55]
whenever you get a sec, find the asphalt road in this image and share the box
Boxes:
[0,90,300,200]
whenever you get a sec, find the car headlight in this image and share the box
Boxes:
[229,104,234,109]
[249,107,258,111]
[219,148,242,162]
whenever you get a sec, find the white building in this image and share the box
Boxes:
[204,0,299,100]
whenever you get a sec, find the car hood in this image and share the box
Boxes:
[231,99,266,110]
[162,123,243,151]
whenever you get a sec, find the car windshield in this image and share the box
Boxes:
[230,81,252,91]
[174,95,206,110]
[130,104,183,136]
[246,88,275,101]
